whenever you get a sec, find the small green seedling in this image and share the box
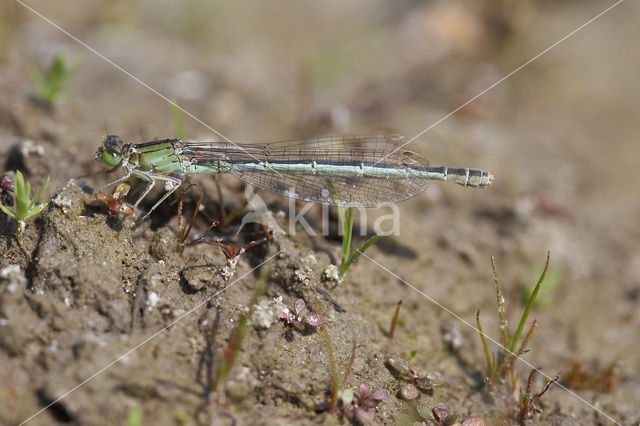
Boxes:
[337,204,382,280]
[476,252,550,387]
[0,171,49,260]
[326,181,382,280]
[316,334,357,415]
[28,55,77,105]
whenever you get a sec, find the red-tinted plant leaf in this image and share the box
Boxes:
[369,389,388,401]
[432,403,449,422]
[304,312,324,327]
[400,383,419,401]
[354,407,374,424]
[357,383,370,399]
[293,298,306,317]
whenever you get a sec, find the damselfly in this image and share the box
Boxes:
[94,134,494,221]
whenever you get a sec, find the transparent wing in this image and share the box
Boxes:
[183,134,429,208]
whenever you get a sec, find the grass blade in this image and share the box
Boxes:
[509,252,550,351]
[476,310,492,376]
[339,234,381,278]
[14,171,29,219]
[29,174,50,210]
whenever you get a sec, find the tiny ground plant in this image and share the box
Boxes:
[0,175,14,206]
[332,191,382,281]
[28,55,77,106]
[317,338,387,424]
[315,336,356,414]
[321,335,356,415]
[89,182,134,216]
[517,369,558,423]
[476,252,550,387]
[340,383,388,424]
[280,298,325,331]
[518,261,561,308]
[416,402,486,426]
[0,171,49,260]
[385,358,444,401]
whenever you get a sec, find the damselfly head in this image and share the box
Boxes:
[95,135,125,167]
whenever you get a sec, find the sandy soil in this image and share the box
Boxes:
[1,1,639,425]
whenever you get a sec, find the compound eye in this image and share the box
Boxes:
[97,135,125,166]
[101,148,122,166]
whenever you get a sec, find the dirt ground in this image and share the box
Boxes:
[1,1,639,425]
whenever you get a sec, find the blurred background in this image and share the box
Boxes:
[2,1,638,230]
[1,0,639,423]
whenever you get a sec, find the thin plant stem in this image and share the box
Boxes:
[221,199,248,227]
[518,369,537,423]
[509,252,550,351]
[320,328,340,414]
[517,320,538,356]
[476,310,492,376]
[342,338,357,385]
[15,222,30,260]
[339,234,381,279]
[329,185,381,280]
[389,300,402,339]
[339,205,354,267]
[491,256,509,351]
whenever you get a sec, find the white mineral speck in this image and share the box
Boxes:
[149,274,163,288]
[147,291,159,309]
[323,264,339,282]
[0,264,24,292]
[20,140,45,157]
[51,191,73,214]
[252,296,287,329]
[302,254,317,264]
[0,264,21,279]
